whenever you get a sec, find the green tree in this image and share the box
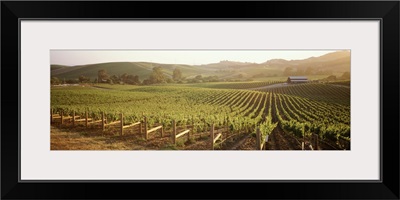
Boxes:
[110,75,120,83]
[51,77,60,85]
[66,79,79,84]
[147,67,166,84]
[120,73,128,83]
[98,70,109,83]
[126,75,140,85]
[142,79,151,85]
[172,68,182,81]
[78,75,90,83]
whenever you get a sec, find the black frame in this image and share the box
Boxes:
[2,1,399,199]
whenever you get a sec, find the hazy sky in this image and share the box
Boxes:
[50,50,338,66]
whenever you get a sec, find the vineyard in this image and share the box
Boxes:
[256,83,350,106]
[189,81,282,89]
[51,82,350,150]
[327,80,351,87]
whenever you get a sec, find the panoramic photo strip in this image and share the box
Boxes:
[50,50,350,150]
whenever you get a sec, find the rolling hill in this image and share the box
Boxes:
[263,50,351,72]
[51,62,214,80]
[51,51,350,81]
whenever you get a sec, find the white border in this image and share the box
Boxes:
[20,21,380,180]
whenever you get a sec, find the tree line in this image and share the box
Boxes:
[51,67,185,85]
[51,66,239,85]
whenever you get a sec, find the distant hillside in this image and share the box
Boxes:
[51,65,68,71]
[51,62,213,80]
[264,50,350,72]
[199,60,256,69]
[51,51,350,81]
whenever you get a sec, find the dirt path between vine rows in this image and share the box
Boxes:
[266,125,303,150]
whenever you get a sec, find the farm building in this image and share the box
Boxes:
[287,76,308,84]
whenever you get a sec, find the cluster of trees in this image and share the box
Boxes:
[172,68,182,81]
[98,69,141,85]
[79,75,90,83]
[142,67,229,84]
[50,71,139,85]
[143,67,172,84]
[50,67,182,86]
[51,77,81,85]
[108,74,140,85]
[54,65,322,86]
[186,75,220,83]
[51,77,62,85]
[320,72,351,81]
[100,67,184,85]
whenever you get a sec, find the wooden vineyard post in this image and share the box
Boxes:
[172,120,176,145]
[199,123,202,139]
[190,120,194,140]
[139,122,142,135]
[314,134,319,150]
[225,120,229,137]
[303,129,307,150]
[51,109,53,123]
[161,127,164,137]
[60,111,64,125]
[188,120,192,141]
[102,112,105,131]
[265,135,269,150]
[72,111,75,127]
[144,116,148,140]
[120,113,123,136]
[211,124,215,150]
[85,111,88,128]
[256,128,261,150]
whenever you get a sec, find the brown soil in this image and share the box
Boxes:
[236,135,257,150]
[266,125,302,150]
[51,121,341,150]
